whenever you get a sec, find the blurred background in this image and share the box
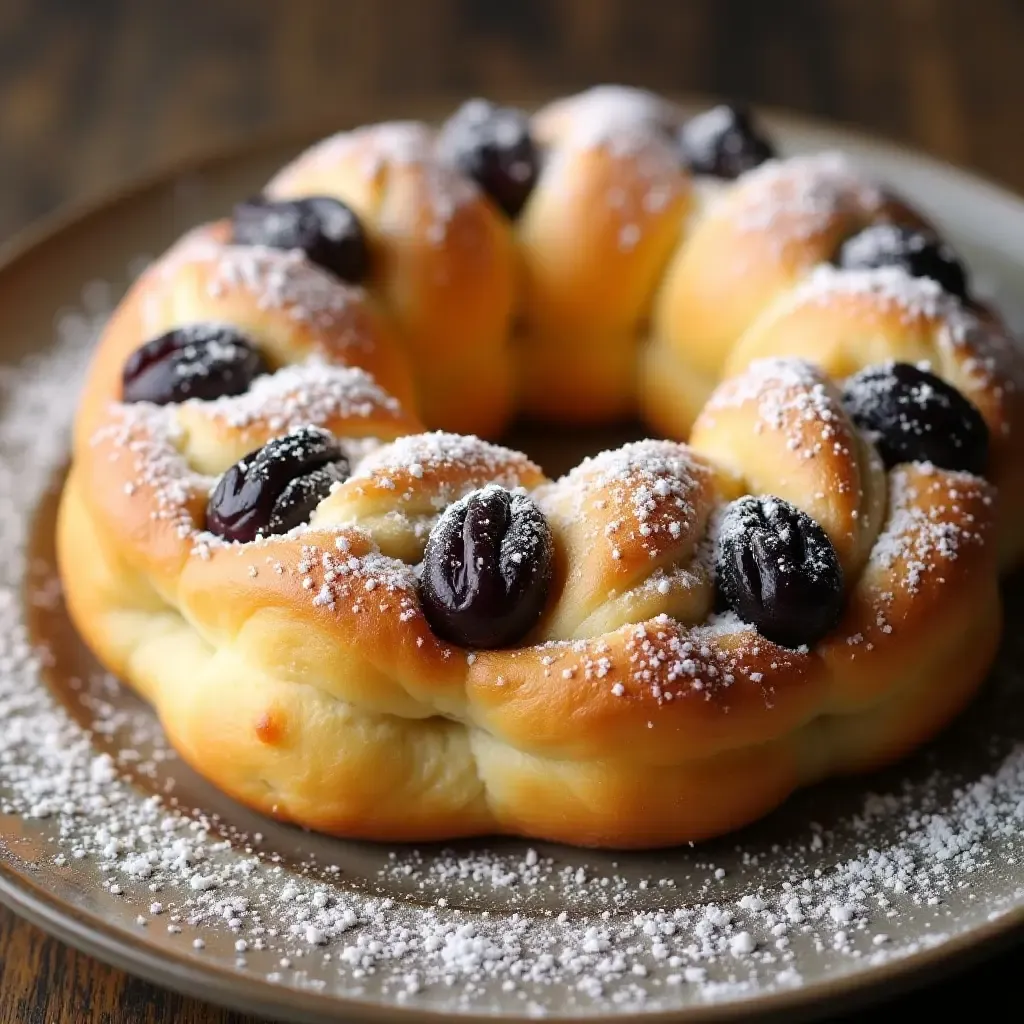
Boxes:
[2,0,1024,240]
[2,1,1024,1022]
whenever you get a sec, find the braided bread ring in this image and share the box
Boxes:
[58,88,1012,847]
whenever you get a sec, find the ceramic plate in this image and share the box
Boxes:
[2,101,1024,1024]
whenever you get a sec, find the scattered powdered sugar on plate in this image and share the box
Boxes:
[3,276,1024,1019]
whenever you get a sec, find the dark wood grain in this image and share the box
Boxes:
[0,902,262,1024]
[2,0,1024,241]
[1,0,1024,1021]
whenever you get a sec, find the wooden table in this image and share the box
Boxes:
[1,1,1023,1020]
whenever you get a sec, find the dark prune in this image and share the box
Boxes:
[437,99,540,218]
[206,426,349,543]
[420,485,553,647]
[716,495,844,649]
[834,223,969,301]
[122,324,268,405]
[678,104,775,179]
[841,362,989,475]
[231,195,370,283]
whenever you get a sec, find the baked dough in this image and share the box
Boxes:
[264,87,1024,562]
[58,88,1011,847]
[60,345,998,845]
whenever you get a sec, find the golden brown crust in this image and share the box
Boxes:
[259,89,1024,566]
[59,350,1001,847]
[515,89,690,422]
[266,121,517,436]
[723,267,1024,563]
[650,155,923,379]
[57,87,1017,847]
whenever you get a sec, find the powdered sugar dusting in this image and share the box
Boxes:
[296,538,419,615]
[351,431,541,509]
[539,85,681,150]
[357,431,538,481]
[552,440,712,561]
[535,86,687,252]
[207,245,366,334]
[6,226,1024,1017]
[91,402,205,540]
[310,434,544,559]
[197,362,404,434]
[732,152,884,243]
[622,612,798,703]
[787,265,1024,409]
[703,357,847,458]
[271,121,478,247]
[795,264,968,327]
[869,467,988,594]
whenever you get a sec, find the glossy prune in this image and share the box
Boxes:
[122,324,268,405]
[437,99,540,218]
[231,195,370,283]
[841,362,989,475]
[420,485,553,647]
[716,495,844,649]
[206,426,349,543]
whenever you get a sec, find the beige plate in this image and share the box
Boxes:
[2,101,1024,1024]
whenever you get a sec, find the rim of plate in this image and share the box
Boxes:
[1,94,1024,1024]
